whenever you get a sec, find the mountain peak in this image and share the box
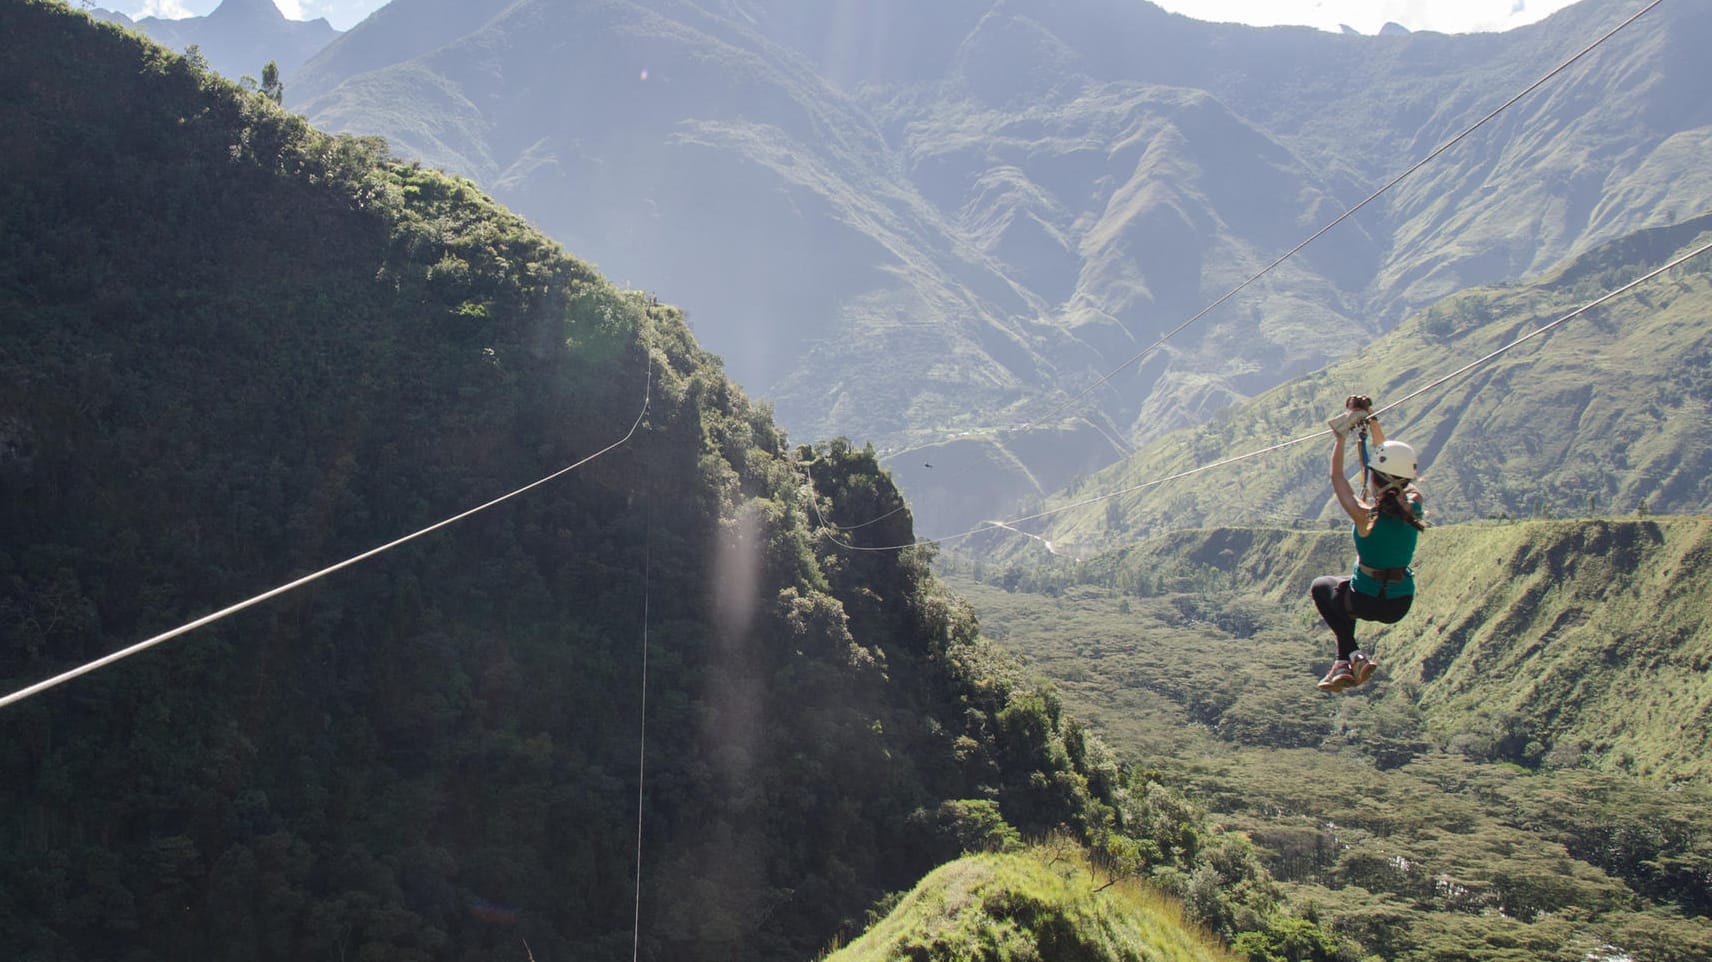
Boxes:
[207,0,287,23]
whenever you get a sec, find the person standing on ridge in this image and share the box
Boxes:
[1311,395,1426,692]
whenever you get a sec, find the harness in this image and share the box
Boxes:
[1345,422,1411,611]
[1344,562,1410,615]
[1358,562,1410,589]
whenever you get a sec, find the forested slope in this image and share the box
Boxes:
[1,5,1141,959]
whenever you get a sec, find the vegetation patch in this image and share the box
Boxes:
[824,842,1239,962]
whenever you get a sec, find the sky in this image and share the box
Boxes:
[115,0,1587,35]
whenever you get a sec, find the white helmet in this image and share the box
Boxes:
[1369,440,1418,480]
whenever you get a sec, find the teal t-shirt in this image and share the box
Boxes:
[1350,504,1421,597]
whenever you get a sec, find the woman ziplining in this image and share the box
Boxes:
[1312,395,1427,693]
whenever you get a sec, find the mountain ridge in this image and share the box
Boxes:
[286,0,1712,536]
[92,0,339,79]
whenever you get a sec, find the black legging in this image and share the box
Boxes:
[1311,575,1413,661]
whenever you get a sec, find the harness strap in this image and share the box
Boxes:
[1358,426,1370,501]
[1358,562,1408,600]
[1358,562,1409,583]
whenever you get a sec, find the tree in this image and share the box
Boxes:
[1232,916,1341,962]
[935,799,1022,854]
[260,60,283,104]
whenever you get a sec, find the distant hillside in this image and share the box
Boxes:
[92,0,338,79]
[287,0,1712,536]
[824,843,1239,962]
[1028,212,1712,551]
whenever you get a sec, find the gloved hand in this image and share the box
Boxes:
[1328,396,1373,437]
[1327,408,1367,437]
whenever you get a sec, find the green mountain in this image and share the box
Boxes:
[1024,211,1712,553]
[285,0,1712,537]
[948,516,1712,960]
[2,5,1153,959]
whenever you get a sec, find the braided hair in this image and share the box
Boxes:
[1369,471,1428,531]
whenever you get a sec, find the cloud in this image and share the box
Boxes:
[1155,1,1577,35]
[274,0,304,18]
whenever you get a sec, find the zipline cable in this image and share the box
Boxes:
[0,358,655,712]
[797,457,910,533]
[1016,0,1665,435]
[828,504,908,531]
[822,236,1712,553]
[1369,236,1712,420]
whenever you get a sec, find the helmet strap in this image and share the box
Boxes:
[1357,425,1371,501]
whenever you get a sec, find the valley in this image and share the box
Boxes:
[944,516,1712,960]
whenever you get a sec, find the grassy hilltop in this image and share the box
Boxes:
[825,843,1240,962]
